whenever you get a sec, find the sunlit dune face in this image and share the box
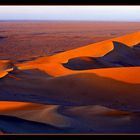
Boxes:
[114,32,140,47]
[91,67,140,84]
[0,71,8,78]
[48,41,114,63]
[0,101,49,113]
[0,60,14,78]
[0,101,33,111]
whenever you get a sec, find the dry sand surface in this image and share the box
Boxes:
[0,21,140,60]
[0,21,140,134]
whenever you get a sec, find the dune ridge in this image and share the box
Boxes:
[0,101,72,128]
[16,31,140,77]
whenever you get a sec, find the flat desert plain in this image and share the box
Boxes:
[0,21,140,60]
[0,21,140,134]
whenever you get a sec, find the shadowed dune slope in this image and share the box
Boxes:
[0,68,140,111]
[0,115,69,134]
[63,41,140,70]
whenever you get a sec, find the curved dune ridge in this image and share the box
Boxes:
[0,101,72,128]
[16,31,140,77]
[0,101,140,133]
[0,32,140,133]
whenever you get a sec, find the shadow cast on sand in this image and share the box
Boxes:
[63,41,140,70]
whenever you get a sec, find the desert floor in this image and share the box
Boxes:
[0,21,140,60]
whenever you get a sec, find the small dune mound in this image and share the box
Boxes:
[63,41,140,70]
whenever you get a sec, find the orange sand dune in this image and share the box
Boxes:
[0,101,71,127]
[45,31,140,63]
[87,67,140,84]
[0,69,140,111]
[0,32,139,112]
[0,32,137,113]
[0,101,137,133]
[17,63,140,84]
[16,32,140,78]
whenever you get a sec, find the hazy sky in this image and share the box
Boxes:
[0,6,140,21]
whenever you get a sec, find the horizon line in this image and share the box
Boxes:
[0,19,140,22]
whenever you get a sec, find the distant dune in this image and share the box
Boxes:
[0,30,140,134]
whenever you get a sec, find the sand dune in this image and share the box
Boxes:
[16,31,140,77]
[0,101,140,133]
[0,32,139,111]
[0,68,140,112]
[0,31,140,133]
[0,101,71,128]
[47,31,140,63]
